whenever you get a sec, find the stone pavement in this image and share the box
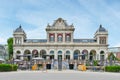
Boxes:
[0,70,119,80]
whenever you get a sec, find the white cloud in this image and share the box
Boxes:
[0,37,7,44]
[67,15,97,39]
[16,10,48,39]
[26,27,46,39]
[113,43,120,47]
[0,0,120,47]
[16,10,42,27]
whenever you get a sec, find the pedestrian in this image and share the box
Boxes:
[51,59,54,70]
[74,61,77,70]
[42,62,47,72]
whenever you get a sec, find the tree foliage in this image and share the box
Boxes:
[7,37,13,59]
[108,52,120,61]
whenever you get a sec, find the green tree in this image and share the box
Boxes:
[108,52,119,61]
[7,37,13,59]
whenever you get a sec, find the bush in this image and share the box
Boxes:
[93,60,98,66]
[105,66,120,72]
[12,65,18,71]
[0,64,18,72]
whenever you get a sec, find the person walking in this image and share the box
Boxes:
[42,62,47,72]
[74,61,77,70]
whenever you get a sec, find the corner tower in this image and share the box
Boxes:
[13,25,26,45]
[94,24,108,45]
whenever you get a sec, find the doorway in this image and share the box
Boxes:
[58,55,62,70]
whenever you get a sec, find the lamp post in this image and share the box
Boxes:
[29,54,32,70]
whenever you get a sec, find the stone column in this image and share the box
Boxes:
[71,32,73,42]
[21,50,24,60]
[55,33,57,42]
[54,51,57,59]
[47,32,49,42]
[62,53,64,60]
[87,52,89,61]
[63,33,65,42]
[70,52,73,60]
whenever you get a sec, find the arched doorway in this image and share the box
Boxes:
[58,50,62,70]
[16,50,21,59]
[100,51,105,61]
[50,50,54,60]
[89,50,96,61]
[65,50,70,60]
[58,50,62,60]
[82,49,88,60]
[32,50,38,58]
[40,50,46,59]
[73,50,80,60]
[24,50,31,61]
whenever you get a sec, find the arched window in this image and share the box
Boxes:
[58,35,62,42]
[66,50,70,60]
[40,50,46,59]
[99,37,106,44]
[89,50,96,61]
[32,50,38,58]
[82,50,88,60]
[16,50,21,59]
[73,50,80,60]
[49,35,55,42]
[24,50,31,61]
[100,51,105,61]
[50,51,54,54]
[16,37,22,45]
[58,50,62,61]
[65,34,71,42]
[58,51,62,55]
[50,50,54,59]
[66,35,70,42]
[66,51,70,55]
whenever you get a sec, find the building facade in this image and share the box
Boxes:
[0,44,7,61]
[13,18,108,61]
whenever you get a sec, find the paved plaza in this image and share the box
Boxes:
[0,70,119,80]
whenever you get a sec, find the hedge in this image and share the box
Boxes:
[0,64,18,72]
[105,66,120,72]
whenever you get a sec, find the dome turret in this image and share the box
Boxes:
[14,25,25,33]
[97,24,107,32]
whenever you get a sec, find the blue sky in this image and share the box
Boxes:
[0,0,120,47]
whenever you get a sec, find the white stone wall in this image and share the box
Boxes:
[13,44,108,61]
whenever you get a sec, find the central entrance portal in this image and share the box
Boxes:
[58,50,62,71]
[58,55,62,71]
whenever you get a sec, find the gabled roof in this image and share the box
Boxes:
[48,18,73,27]
[52,18,68,26]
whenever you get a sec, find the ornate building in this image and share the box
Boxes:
[13,18,108,61]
